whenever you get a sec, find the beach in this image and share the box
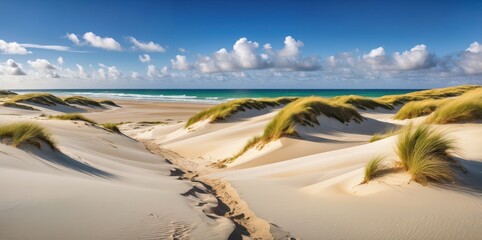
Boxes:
[1,86,481,239]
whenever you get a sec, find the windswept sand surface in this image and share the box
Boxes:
[1,94,482,240]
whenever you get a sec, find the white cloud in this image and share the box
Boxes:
[76,64,89,79]
[147,64,168,78]
[20,43,72,52]
[171,55,191,70]
[457,41,482,74]
[66,33,81,45]
[97,63,121,79]
[131,71,141,79]
[83,32,122,51]
[195,36,320,73]
[139,54,151,63]
[178,48,186,53]
[128,37,165,52]
[393,44,435,70]
[0,40,31,55]
[57,56,64,65]
[466,41,481,53]
[27,59,60,78]
[0,59,26,75]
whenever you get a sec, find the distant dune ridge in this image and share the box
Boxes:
[0,85,481,239]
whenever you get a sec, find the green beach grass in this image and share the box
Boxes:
[0,122,55,148]
[425,88,482,124]
[49,113,97,124]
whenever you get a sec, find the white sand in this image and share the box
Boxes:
[1,95,481,240]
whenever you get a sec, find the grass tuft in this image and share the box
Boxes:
[99,99,120,107]
[3,102,39,111]
[185,97,297,128]
[361,156,386,184]
[10,93,68,106]
[394,99,446,120]
[0,122,55,148]
[369,126,402,142]
[64,96,102,107]
[396,124,458,185]
[49,113,97,124]
[0,90,18,96]
[101,123,121,133]
[332,95,394,110]
[425,88,482,124]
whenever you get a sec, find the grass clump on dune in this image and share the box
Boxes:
[332,95,394,110]
[64,96,102,107]
[396,124,459,185]
[378,85,480,106]
[361,156,387,184]
[425,88,482,124]
[393,99,447,120]
[0,90,17,96]
[222,97,363,165]
[101,123,121,133]
[49,113,97,124]
[10,93,68,106]
[185,97,297,128]
[369,126,402,142]
[99,99,120,107]
[0,122,55,148]
[3,102,39,111]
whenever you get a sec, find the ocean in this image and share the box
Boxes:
[14,89,422,103]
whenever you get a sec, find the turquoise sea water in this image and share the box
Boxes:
[15,89,422,103]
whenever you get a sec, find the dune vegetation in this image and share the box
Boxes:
[0,90,18,96]
[221,97,363,165]
[332,95,393,110]
[369,126,402,142]
[3,102,39,111]
[393,99,447,120]
[0,122,55,148]
[64,96,102,107]
[378,85,480,106]
[396,124,460,185]
[101,123,121,133]
[361,156,387,184]
[49,113,97,124]
[425,88,482,124]
[185,97,297,127]
[10,93,68,106]
[99,99,120,107]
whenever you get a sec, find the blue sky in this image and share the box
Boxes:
[0,0,481,89]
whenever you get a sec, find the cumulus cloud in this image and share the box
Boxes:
[457,41,482,74]
[0,59,26,75]
[83,32,122,51]
[195,36,320,73]
[393,44,435,70]
[178,48,186,53]
[76,64,89,79]
[0,40,31,55]
[171,55,191,70]
[97,63,121,79]
[128,37,165,52]
[147,64,168,78]
[139,54,151,63]
[66,33,81,45]
[27,59,60,78]
[57,56,64,65]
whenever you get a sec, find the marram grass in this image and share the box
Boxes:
[101,123,121,133]
[64,96,102,107]
[425,88,482,124]
[393,99,447,120]
[396,124,458,185]
[332,95,393,110]
[361,156,386,184]
[3,102,39,111]
[10,93,68,106]
[0,122,55,148]
[49,113,97,124]
[185,97,297,127]
[369,126,402,142]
